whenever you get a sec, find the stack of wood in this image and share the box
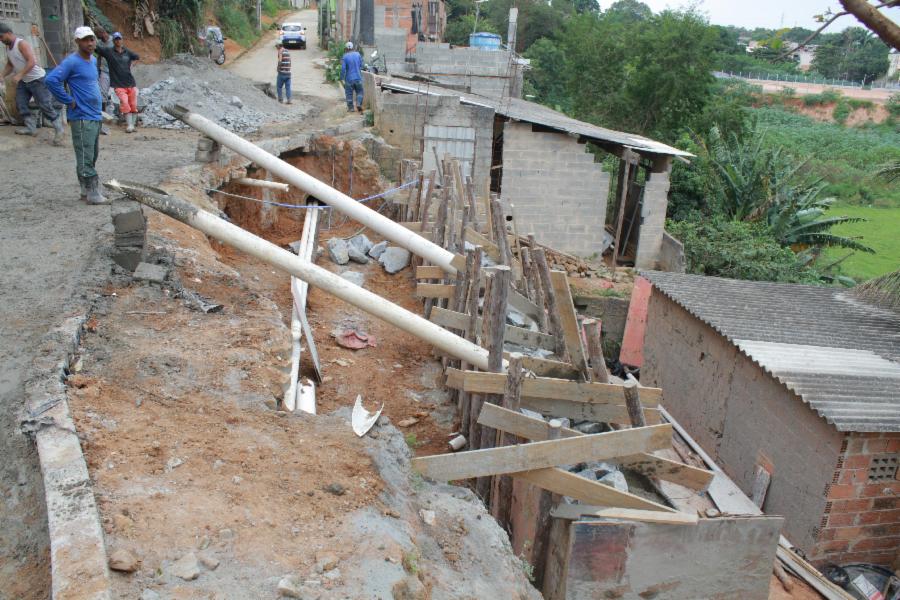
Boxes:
[404,155,717,593]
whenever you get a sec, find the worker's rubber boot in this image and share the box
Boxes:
[52,115,65,146]
[15,115,37,136]
[86,176,110,205]
[125,113,136,133]
[78,177,88,203]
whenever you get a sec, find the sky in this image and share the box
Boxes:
[618,0,900,31]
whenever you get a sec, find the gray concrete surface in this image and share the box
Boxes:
[0,125,197,598]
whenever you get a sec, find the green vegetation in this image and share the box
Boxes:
[441,0,899,283]
[820,203,900,281]
[157,0,205,58]
[215,1,258,47]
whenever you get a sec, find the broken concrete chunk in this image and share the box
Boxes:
[326,238,350,265]
[598,470,628,492]
[379,246,411,274]
[506,310,527,328]
[198,552,220,570]
[113,247,146,272]
[368,240,388,259]
[170,552,200,581]
[111,199,146,234]
[133,262,169,284]
[108,548,139,573]
[339,271,366,287]
[419,509,436,525]
[230,96,243,108]
[347,244,370,264]
[277,575,304,598]
[349,234,374,255]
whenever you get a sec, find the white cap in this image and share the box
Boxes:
[74,26,95,39]
[345,41,353,50]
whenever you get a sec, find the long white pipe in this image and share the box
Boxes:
[107,181,489,370]
[235,177,290,192]
[164,105,458,275]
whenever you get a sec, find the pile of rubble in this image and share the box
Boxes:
[134,54,307,133]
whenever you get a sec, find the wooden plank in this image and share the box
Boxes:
[416,283,455,300]
[514,468,676,512]
[582,319,610,383]
[430,307,557,352]
[457,371,661,406]
[533,250,568,358]
[507,287,542,323]
[465,226,501,262]
[623,378,646,427]
[549,270,590,377]
[521,396,662,426]
[512,354,580,380]
[416,265,445,280]
[477,403,713,491]
[410,424,672,481]
[550,504,696,524]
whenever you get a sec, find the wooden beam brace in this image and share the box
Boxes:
[549,504,694,524]
[410,424,672,481]
[416,283,455,300]
[476,403,713,491]
[430,306,557,352]
[549,270,590,377]
[514,468,676,512]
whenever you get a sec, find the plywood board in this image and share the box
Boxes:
[514,468,676,512]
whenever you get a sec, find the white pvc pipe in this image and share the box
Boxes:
[165,105,458,275]
[235,177,290,192]
[108,181,489,370]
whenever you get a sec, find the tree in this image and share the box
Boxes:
[605,0,652,24]
[781,0,899,58]
[811,27,890,80]
[523,38,571,110]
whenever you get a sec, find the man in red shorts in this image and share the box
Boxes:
[96,32,140,132]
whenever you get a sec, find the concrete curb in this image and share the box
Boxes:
[21,316,111,600]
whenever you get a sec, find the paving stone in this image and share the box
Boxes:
[111,200,146,234]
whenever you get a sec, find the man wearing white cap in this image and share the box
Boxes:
[340,41,364,113]
[45,26,108,205]
[0,21,65,144]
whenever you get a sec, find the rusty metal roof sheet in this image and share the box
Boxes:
[379,79,693,158]
[643,271,900,433]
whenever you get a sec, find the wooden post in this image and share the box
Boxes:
[491,354,524,529]
[490,199,513,267]
[425,185,451,319]
[623,377,646,428]
[526,237,548,332]
[476,265,511,502]
[520,246,534,302]
[457,248,479,428]
[531,418,563,589]
[582,319,610,384]
[468,271,492,453]
[533,248,568,359]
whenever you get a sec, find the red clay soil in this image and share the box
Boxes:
[95,0,162,64]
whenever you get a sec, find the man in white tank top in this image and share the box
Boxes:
[0,21,64,144]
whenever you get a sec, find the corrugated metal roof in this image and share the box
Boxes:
[643,271,900,433]
[379,79,693,158]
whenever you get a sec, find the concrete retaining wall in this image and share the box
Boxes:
[657,230,685,272]
[500,121,610,257]
[642,290,844,552]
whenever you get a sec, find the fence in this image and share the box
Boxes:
[714,71,900,91]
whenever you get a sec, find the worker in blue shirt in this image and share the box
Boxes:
[45,26,108,205]
[340,41,364,113]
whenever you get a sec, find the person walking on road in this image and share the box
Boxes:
[340,41,363,113]
[46,26,108,205]
[0,22,65,144]
[275,41,292,104]
[94,25,113,135]
[96,32,140,132]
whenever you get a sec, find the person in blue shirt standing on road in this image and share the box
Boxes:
[340,41,363,113]
[45,26,108,205]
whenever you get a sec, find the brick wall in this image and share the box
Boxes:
[499,122,610,257]
[643,291,845,551]
[814,432,900,566]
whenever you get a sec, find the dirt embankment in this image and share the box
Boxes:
[756,95,890,125]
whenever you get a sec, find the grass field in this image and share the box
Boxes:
[820,202,900,281]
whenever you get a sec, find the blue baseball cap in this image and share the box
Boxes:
[112,32,123,40]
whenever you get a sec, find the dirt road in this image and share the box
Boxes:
[0,125,197,598]
[229,8,342,104]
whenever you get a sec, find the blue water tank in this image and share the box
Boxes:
[469,32,502,50]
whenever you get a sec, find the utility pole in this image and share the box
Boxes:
[258,0,263,30]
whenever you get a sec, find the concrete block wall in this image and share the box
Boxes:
[373,90,494,195]
[634,169,671,269]
[814,432,900,566]
[500,122,610,257]
[411,43,522,99]
[373,4,410,72]
[657,230,686,272]
[643,291,845,552]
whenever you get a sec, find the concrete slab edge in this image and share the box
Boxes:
[21,315,112,600]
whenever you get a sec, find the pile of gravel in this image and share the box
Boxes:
[135,54,308,133]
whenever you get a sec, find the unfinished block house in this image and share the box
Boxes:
[640,271,900,567]
[364,74,691,269]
